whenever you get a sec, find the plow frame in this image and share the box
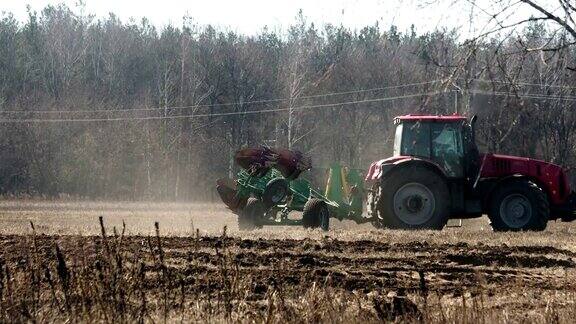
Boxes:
[224,163,371,227]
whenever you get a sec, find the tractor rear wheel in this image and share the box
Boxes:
[238,198,265,231]
[373,166,449,230]
[302,198,330,231]
[488,180,549,231]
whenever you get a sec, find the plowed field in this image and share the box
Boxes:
[0,200,575,322]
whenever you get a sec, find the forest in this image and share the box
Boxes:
[1,3,575,200]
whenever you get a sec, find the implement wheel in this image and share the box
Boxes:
[262,178,289,208]
[488,180,549,231]
[374,166,449,230]
[238,198,264,231]
[302,198,330,231]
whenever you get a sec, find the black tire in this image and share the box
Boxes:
[238,198,265,231]
[302,198,330,231]
[488,180,549,231]
[262,178,289,208]
[372,166,450,230]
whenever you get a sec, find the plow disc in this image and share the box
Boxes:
[216,178,245,211]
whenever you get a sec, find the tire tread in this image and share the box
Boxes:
[238,198,264,231]
[302,198,330,231]
[371,166,450,230]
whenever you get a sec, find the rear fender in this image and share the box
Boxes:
[366,157,448,183]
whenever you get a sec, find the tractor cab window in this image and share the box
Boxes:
[395,120,464,178]
[431,123,463,177]
[396,122,431,158]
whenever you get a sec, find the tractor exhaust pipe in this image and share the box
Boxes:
[470,115,478,141]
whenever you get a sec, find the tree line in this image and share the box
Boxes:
[0,4,575,200]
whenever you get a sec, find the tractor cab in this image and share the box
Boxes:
[393,115,478,179]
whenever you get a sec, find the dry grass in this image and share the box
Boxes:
[0,199,576,322]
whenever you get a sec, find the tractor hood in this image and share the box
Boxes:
[478,153,570,204]
[478,153,564,178]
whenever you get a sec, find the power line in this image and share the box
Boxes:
[189,117,224,132]
[4,89,573,123]
[0,91,444,123]
[471,90,576,101]
[470,78,576,91]
[0,80,443,115]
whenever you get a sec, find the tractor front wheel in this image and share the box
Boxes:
[302,198,330,231]
[373,166,449,230]
[238,198,265,231]
[488,180,549,231]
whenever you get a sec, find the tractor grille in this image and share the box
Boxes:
[492,158,511,173]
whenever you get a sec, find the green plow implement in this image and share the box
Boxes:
[216,147,370,231]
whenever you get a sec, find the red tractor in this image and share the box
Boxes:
[365,114,576,231]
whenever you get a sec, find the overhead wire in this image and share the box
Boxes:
[3,88,575,124]
[470,78,576,90]
[0,91,445,123]
[4,88,576,124]
[0,80,443,115]
[470,90,576,101]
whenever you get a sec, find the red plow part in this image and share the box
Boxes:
[216,178,245,211]
[234,147,311,179]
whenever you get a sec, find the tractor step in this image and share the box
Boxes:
[445,219,463,227]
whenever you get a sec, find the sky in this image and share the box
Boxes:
[0,0,549,37]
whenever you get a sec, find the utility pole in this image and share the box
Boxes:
[454,90,458,114]
[288,99,294,150]
[451,83,462,114]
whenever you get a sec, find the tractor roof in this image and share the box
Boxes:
[395,114,468,122]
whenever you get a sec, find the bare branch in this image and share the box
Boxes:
[519,0,576,39]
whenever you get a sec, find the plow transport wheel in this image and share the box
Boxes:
[374,166,449,230]
[262,178,289,207]
[238,198,264,231]
[302,198,330,231]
